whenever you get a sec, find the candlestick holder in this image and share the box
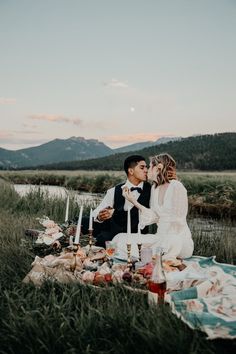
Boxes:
[70,243,80,272]
[126,243,132,268]
[137,243,142,261]
[87,228,94,256]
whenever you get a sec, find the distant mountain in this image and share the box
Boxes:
[39,133,236,171]
[114,141,154,153]
[1,133,235,170]
[113,137,181,153]
[0,135,182,169]
[0,137,113,169]
[154,136,182,145]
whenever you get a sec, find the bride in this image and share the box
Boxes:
[112,153,194,261]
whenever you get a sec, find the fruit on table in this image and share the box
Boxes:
[104,273,113,283]
[137,262,154,278]
[122,272,133,283]
[93,272,105,285]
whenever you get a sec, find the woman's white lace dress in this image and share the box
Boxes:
[113,180,194,261]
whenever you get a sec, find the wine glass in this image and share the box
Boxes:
[105,241,117,260]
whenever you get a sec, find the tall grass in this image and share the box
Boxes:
[1,171,235,217]
[0,171,125,193]
[189,217,236,264]
[0,181,235,353]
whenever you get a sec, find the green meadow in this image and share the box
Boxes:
[0,170,235,217]
[0,177,235,353]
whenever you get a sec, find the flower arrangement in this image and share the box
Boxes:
[35,216,64,245]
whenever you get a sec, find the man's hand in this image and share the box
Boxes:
[167,167,177,180]
[97,207,114,221]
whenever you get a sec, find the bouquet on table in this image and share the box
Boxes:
[27,216,76,256]
[35,217,64,245]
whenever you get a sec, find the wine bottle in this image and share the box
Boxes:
[148,247,166,305]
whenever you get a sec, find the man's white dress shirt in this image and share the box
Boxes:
[93,180,144,221]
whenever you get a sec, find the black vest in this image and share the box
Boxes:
[106,181,151,237]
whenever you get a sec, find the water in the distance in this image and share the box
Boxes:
[14,184,235,237]
[14,184,103,207]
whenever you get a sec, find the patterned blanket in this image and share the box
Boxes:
[165,256,236,340]
[23,252,236,340]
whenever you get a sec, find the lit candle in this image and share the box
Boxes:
[137,210,142,247]
[74,205,83,244]
[138,210,141,236]
[65,195,69,222]
[89,208,93,230]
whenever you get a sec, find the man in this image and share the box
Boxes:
[92,155,151,248]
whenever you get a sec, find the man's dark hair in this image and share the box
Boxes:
[124,155,146,175]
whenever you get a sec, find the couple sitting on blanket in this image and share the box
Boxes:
[83,153,194,261]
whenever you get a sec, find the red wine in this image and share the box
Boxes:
[148,280,166,299]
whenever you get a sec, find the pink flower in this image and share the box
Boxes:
[42,219,56,228]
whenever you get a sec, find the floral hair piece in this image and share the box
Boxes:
[157,163,164,171]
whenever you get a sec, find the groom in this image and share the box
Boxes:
[91,155,151,248]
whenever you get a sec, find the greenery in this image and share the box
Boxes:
[1,171,235,218]
[0,181,235,353]
[0,171,124,194]
[29,132,236,171]
[180,173,236,218]
[0,137,112,169]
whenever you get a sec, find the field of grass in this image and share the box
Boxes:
[1,169,236,180]
[0,180,235,353]
[0,170,235,218]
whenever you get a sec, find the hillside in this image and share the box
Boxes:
[113,137,181,153]
[0,137,113,168]
[0,136,180,169]
[35,132,236,171]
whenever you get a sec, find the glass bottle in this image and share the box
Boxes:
[141,247,152,264]
[148,247,166,305]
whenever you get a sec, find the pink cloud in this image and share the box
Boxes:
[102,133,173,146]
[0,97,16,104]
[0,131,13,139]
[0,129,49,149]
[103,78,128,88]
[15,130,42,135]
[29,114,82,125]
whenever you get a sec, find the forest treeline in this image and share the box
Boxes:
[21,132,236,171]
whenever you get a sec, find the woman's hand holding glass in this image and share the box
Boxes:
[122,187,136,203]
[105,241,117,259]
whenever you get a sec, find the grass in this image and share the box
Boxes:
[1,171,235,216]
[189,217,236,265]
[0,283,218,354]
[0,180,235,353]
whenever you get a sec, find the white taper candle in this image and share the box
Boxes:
[74,205,83,244]
[138,209,141,234]
[89,208,93,230]
[65,195,69,222]
[127,206,131,234]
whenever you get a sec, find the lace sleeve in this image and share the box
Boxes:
[166,181,188,233]
[169,181,188,221]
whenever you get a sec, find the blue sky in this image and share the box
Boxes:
[0,0,235,150]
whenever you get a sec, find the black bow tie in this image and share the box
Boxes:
[130,187,142,193]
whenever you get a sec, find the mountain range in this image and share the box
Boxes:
[37,132,236,171]
[113,136,181,153]
[0,136,180,169]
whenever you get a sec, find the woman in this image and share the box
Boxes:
[113,153,194,261]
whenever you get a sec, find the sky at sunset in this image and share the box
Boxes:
[0,0,236,150]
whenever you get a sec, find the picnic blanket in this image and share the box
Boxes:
[165,256,236,340]
[23,251,236,340]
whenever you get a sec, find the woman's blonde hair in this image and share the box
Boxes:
[150,153,177,186]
